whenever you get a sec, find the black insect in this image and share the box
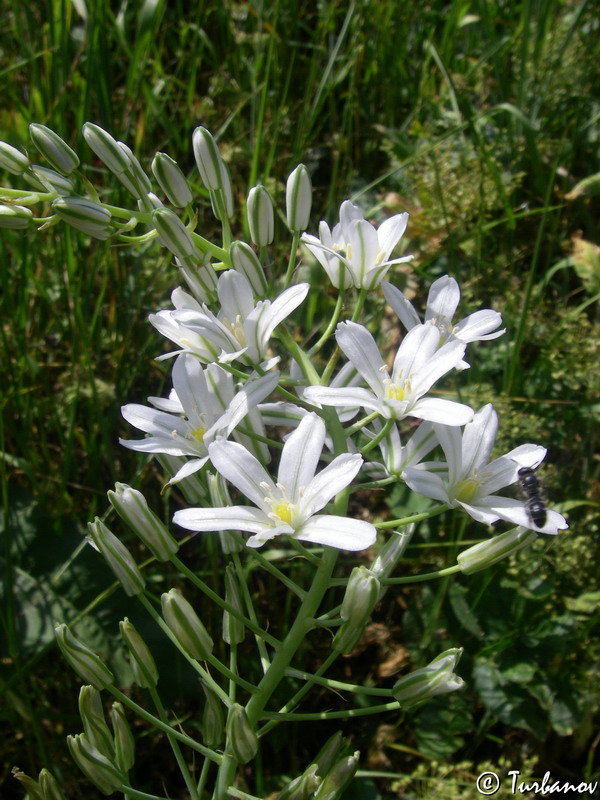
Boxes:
[518,467,547,528]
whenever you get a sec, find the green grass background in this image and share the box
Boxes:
[1,1,598,798]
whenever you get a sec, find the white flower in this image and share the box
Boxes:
[304,321,473,425]
[151,271,308,365]
[382,276,505,369]
[301,200,412,289]
[402,404,568,535]
[119,353,279,482]
[174,413,377,551]
[365,420,439,478]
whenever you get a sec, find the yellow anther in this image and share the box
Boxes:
[190,426,206,442]
[456,479,478,502]
[274,502,292,524]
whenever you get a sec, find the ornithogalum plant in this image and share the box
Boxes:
[2,123,567,800]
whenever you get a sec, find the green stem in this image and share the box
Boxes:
[284,667,394,697]
[261,700,402,721]
[283,231,300,287]
[344,411,381,437]
[149,686,201,800]
[375,504,449,529]
[308,290,345,355]
[360,418,394,455]
[383,564,462,584]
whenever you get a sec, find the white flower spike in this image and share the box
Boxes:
[382,275,505,369]
[302,200,412,290]
[174,413,377,551]
[403,404,568,535]
[304,321,473,425]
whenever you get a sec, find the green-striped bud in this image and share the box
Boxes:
[226,703,258,764]
[192,126,225,191]
[108,483,178,561]
[152,152,193,207]
[247,184,274,246]
[313,751,360,800]
[55,624,114,690]
[87,517,145,597]
[392,648,464,709]
[152,207,199,260]
[286,164,311,232]
[78,685,114,759]
[277,766,321,800]
[111,702,135,772]
[117,141,152,196]
[222,564,245,646]
[27,165,75,194]
[0,141,29,174]
[161,588,214,660]
[202,685,225,749]
[11,769,43,800]
[371,526,413,582]
[333,566,380,654]
[67,733,126,796]
[119,618,159,689]
[0,204,33,229]
[229,240,268,296]
[29,124,79,175]
[457,527,538,574]
[313,731,347,778]
[52,195,112,240]
[83,122,131,174]
[38,769,67,800]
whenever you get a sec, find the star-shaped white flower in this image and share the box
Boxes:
[302,200,413,289]
[304,320,473,425]
[119,353,279,482]
[382,276,505,370]
[174,413,377,550]
[402,404,568,535]
[150,270,309,365]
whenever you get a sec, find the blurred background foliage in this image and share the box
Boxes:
[1,0,598,797]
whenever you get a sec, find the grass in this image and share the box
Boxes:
[1,0,598,798]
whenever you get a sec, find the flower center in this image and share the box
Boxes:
[385,382,405,401]
[274,502,293,524]
[190,426,206,443]
[222,314,246,347]
[455,478,478,502]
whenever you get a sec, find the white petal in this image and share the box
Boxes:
[304,386,386,416]
[377,213,408,260]
[208,439,275,511]
[403,466,450,503]
[347,219,379,285]
[121,403,189,439]
[277,413,325,499]
[118,435,191,456]
[299,452,364,518]
[408,336,467,395]
[409,397,473,426]
[504,444,547,470]
[254,283,309,354]
[434,423,464,485]
[170,457,208,483]
[217,270,255,321]
[172,354,212,424]
[174,505,273,534]
[205,371,280,442]
[424,276,460,325]
[461,404,498,476]
[296,515,376,551]
[453,310,504,342]
[382,281,421,331]
[335,321,386,394]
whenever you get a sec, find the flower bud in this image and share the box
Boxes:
[38,769,67,800]
[286,164,311,232]
[55,623,114,690]
[0,141,29,174]
[11,769,43,800]
[29,123,79,174]
[226,703,258,764]
[457,527,538,574]
[52,196,112,240]
[192,126,225,191]
[314,752,360,800]
[202,685,225,749]
[27,165,75,194]
[222,564,245,646]
[108,483,178,561]
[67,733,126,795]
[152,152,193,207]
[247,184,274,246]
[87,517,145,596]
[119,618,159,689]
[0,204,33,229]
[371,527,413,582]
[313,731,348,778]
[111,702,135,772]
[78,685,114,759]
[117,141,152,195]
[278,767,321,800]
[229,240,267,296]
[83,122,131,174]
[139,191,165,211]
[392,648,464,709]
[152,207,199,260]
[333,566,380,654]
[161,588,214,660]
